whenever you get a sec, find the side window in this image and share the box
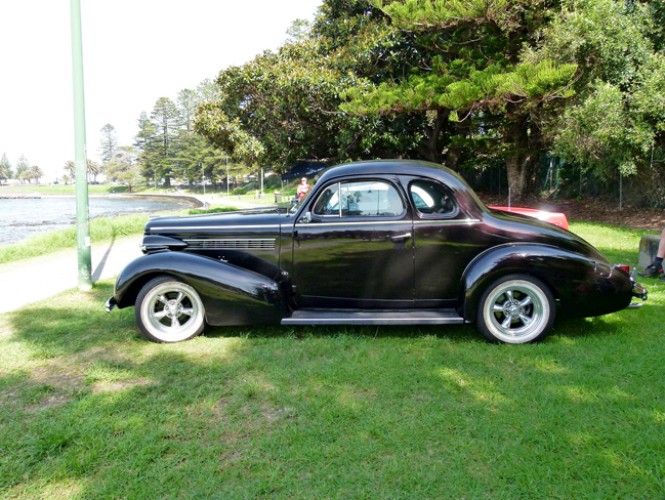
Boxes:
[340,181,404,217]
[311,180,405,217]
[409,180,457,216]
[312,183,340,216]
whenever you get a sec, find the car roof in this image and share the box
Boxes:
[317,159,470,191]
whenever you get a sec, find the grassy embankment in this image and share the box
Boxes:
[1,222,664,498]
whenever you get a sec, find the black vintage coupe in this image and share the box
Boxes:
[106,160,647,344]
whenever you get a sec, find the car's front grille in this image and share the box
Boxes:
[183,238,277,250]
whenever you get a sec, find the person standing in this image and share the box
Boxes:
[297,177,311,202]
[640,228,665,279]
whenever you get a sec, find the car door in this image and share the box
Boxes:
[292,177,415,308]
[406,177,483,305]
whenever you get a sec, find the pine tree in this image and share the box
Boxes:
[0,153,12,185]
[341,0,578,199]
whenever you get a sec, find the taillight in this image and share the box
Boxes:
[613,264,631,274]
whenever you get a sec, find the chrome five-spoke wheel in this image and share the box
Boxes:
[135,276,206,343]
[477,274,555,344]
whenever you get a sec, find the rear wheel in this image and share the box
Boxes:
[477,274,555,344]
[135,276,205,343]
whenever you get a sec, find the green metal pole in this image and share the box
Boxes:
[71,0,92,291]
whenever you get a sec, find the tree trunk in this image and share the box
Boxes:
[504,113,540,202]
[419,110,448,163]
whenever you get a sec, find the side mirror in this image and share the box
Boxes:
[301,211,312,224]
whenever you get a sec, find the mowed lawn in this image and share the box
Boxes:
[1,223,664,498]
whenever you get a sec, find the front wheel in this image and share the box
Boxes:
[135,276,206,343]
[477,274,555,344]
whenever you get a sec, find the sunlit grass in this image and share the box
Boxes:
[1,225,664,497]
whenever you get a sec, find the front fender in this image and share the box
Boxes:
[461,243,606,322]
[113,251,285,326]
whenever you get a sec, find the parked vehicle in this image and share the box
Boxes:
[106,160,647,344]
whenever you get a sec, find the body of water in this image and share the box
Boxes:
[0,196,195,246]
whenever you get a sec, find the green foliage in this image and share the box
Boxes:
[534,0,653,88]
[375,0,519,30]
[103,146,143,192]
[338,0,581,199]
[133,90,235,189]
[539,0,665,186]
[195,5,426,171]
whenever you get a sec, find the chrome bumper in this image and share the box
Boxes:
[105,296,118,313]
[628,281,648,308]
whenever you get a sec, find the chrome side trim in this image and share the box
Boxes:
[294,218,481,228]
[155,224,282,231]
[295,220,411,228]
[414,219,481,226]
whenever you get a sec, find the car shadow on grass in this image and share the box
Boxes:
[3,280,634,355]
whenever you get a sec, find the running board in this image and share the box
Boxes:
[281,309,465,326]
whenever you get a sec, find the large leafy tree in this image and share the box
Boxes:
[195,9,425,172]
[104,146,143,192]
[340,0,578,200]
[536,0,665,202]
[196,41,346,169]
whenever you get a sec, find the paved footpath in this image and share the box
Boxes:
[0,236,143,314]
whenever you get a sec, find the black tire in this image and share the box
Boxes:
[476,274,555,344]
[135,276,206,343]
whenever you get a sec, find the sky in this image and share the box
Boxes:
[0,0,322,180]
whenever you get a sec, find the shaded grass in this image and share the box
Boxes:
[1,224,664,497]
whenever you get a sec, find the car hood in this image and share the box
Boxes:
[145,207,293,234]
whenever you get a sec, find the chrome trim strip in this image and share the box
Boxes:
[295,220,412,227]
[155,224,282,231]
[293,218,481,227]
[414,218,481,225]
[282,317,465,324]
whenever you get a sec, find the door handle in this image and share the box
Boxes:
[391,232,412,242]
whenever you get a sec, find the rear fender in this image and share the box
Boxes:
[113,252,285,326]
[461,243,596,322]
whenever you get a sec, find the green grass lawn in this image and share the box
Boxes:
[1,223,664,497]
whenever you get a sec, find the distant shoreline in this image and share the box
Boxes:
[0,192,42,199]
[0,192,205,208]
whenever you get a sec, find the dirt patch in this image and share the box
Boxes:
[91,379,152,394]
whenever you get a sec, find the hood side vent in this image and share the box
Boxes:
[183,238,276,251]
